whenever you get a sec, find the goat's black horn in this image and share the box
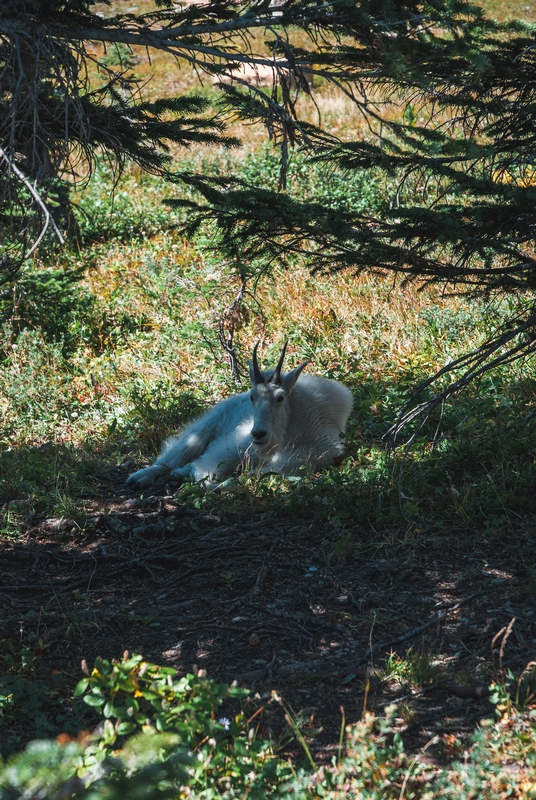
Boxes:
[251,342,264,385]
[272,341,288,385]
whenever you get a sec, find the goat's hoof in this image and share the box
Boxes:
[126,466,161,489]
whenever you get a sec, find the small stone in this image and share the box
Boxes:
[44,518,71,532]
[249,632,261,647]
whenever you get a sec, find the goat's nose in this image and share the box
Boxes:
[252,428,267,440]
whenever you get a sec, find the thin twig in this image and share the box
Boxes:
[376,592,480,654]
[0,146,65,258]
[250,534,279,597]
[235,593,482,684]
[399,735,440,800]
[217,277,247,384]
[386,311,536,446]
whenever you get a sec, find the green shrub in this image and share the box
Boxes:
[76,165,182,245]
[2,654,536,799]
[0,265,94,354]
[236,145,389,214]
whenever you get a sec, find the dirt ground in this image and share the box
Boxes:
[1,466,534,760]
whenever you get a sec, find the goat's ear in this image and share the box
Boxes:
[281,361,308,393]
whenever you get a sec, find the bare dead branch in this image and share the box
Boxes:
[0,146,65,258]
[386,309,536,446]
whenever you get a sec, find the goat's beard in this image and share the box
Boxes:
[250,437,277,453]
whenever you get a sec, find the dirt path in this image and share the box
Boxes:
[1,475,532,758]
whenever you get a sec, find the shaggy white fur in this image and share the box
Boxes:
[126,343,353,489]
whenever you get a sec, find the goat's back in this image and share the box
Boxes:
[288,374,353,442]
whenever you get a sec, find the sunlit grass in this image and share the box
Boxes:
[1,116,535,577]
[3,0,536,531]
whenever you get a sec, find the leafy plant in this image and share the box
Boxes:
[73,653,289,797]
[0,265,94,354]
[383,647,439,689]
[3,654,536,799]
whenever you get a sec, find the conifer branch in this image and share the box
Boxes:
[386,308,536,446]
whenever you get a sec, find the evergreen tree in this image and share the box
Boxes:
[174,2,536,428]
[2,0,535,421]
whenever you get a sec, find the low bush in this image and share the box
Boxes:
[2,653,536,799]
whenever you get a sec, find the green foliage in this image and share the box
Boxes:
[189,15,536,294]
[283,707,536,798]
[0,265,94,352]
[0,736,190,800]
[0,740,85,800]
[0,625,89,757]
[4,3,536,796]
[0,654,290,799]
[3,656,536,799]
[76,165,183,245]
[0,0,240,281]
[3,201,536,531]
[73,653,286,798]
[0,675,77,754]
[383,647,440,688]
[235,145,389,214]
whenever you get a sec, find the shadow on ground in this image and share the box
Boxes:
[1,459,534,759]
[2,368,536,758]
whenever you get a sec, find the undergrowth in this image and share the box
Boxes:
[2,150,536,542]
[1,653,536,799]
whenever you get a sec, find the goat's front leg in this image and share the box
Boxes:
[169,464,194,482]
[126,464,167,489]
[128,463,197,490]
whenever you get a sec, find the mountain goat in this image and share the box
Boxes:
[126,342,353,489]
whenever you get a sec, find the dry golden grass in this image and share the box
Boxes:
[90,0,379,147]
[72,229,469,428]
[253,267,462,371]
[87,0,536,180]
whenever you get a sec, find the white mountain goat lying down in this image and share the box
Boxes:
[126,343,353,489]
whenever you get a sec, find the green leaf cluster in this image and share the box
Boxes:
[3,657,536,799]
[72,654,288,798]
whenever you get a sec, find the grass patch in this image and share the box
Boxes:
[2,154,536,532]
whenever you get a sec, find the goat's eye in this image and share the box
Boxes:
[277,395,284,403]
[250,395,255,403]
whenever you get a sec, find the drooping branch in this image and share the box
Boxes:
[0,146,65,259]
[385,307,536,447]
